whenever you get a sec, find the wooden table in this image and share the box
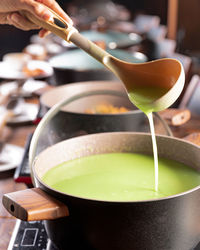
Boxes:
[1,110,200,250]
[0,93,38,250]
[0,124,36,250]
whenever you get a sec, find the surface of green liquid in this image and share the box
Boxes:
[42,153,200,201]
[128,86,170,113]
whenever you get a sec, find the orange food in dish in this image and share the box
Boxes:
[85,104,129,114]
[22,66,45,77]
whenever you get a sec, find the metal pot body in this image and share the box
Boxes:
[33,132,200,250]
[39,81,168,149]
[40,111,149,146]
[51,68,116,85]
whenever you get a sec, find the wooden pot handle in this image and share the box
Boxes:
[2,188,69,221]
[158,108,191,126]
[20,4,111,65]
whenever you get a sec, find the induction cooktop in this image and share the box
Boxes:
[8,219,200,250]
[8,220,58,250]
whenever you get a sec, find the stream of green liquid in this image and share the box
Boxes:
[128,87,168,192]
[147,113,158,191]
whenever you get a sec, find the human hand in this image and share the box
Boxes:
[0,0,73,37]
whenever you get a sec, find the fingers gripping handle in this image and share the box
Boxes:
[20,6,77,42]
[20,4,111,68]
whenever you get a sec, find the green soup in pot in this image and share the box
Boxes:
[42,153,200,201]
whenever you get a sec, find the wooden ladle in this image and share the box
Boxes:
[21,6,185,113]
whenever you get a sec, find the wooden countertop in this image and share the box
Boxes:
[0,125,36,250]
[0,95,37,250]
[1,108,200,250]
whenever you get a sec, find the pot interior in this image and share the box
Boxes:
[60,93,135,113]
[40,80,136,113]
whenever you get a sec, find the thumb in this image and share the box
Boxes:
[20,0,53,22]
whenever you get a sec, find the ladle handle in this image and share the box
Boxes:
[20,5,111,65]
[2,188,69,221]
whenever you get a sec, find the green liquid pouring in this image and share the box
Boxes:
[128,86,169,192]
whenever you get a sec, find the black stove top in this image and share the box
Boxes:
[8,219,200,250]
[8,220,58,250]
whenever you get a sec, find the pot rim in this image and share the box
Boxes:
[32,131,200,204]
[51,66,108,72]
[40,80,136,115]
[43,107,143,116]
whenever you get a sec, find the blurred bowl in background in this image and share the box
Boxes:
[49,49,147,85]
[79,30,142,49]
[0,60,53,80]
[23,44,47,61]
[58,30,142,50]
[2,52,31,71]
[29,34,65,57]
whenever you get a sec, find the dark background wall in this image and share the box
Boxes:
[177,0,200,53]
[114,0,168,24]
[0,25,36,60]
[0,0,68,59]
[0,0,200,59]
[0,0,168,59]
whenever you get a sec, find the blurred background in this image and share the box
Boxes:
[0,0,199,56]
[2,2,200,249]
[1,0,200,77]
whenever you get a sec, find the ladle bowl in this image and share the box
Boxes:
[21,6,185,112]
